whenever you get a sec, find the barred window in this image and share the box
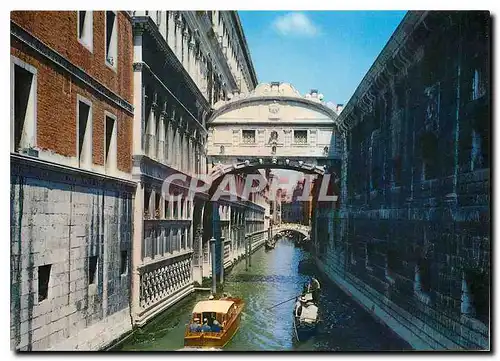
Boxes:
[294,130,307,144]
[242,130,255,144]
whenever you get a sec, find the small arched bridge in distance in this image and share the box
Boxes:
[271,223,311,241]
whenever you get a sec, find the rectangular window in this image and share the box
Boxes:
[12,61,36,153]
[105,11,118,69]
[294,130,308,144]
[104,113,117,172]
[154,194,160,219]
[242,129,255,144]
[120,250,128,275]
[77,11,93,51]
[173,200,178,219]
[144,189,151,219]
[77,98,92,168]
[88,256,98,285]
[38,264,51,302]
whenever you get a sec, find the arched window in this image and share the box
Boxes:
[219,145,225,155]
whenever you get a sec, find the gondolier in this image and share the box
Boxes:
[310,277,321,302]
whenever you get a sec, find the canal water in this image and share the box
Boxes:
[114,238,412,351]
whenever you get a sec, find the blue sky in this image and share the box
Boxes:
[239,11,407,106]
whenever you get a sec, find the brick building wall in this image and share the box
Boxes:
[316,11,490,350]
[11,11,133,172]
[10,11,136,350]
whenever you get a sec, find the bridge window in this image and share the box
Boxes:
[294,130,307,144]
[242,129,255,144]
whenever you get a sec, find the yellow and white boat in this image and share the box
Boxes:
[184,297,244,349]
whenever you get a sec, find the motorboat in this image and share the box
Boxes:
[184,296,244,348]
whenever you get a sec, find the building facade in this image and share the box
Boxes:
[10,11,135,350]
[316,11,490,350]
[129,11,258,326]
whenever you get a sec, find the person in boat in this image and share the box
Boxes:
[208,295,215,300]
[310,277,321,302]
[189,317,202,332]
[201,318,212,332]
[211,319,222,332]
[302,282,310,295]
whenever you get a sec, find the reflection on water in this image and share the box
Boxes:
[114,238,412,351]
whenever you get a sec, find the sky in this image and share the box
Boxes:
[238,11,407,189]
[239,11,407,106]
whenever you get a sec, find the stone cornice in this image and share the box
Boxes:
[11,20,134,115]
[208,96,340,126]
[11,153,136,190]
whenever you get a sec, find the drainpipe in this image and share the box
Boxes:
[210,237,216,295]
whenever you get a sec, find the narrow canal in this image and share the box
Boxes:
[113,239,412,351]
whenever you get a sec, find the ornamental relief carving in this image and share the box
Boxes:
[268,102,281,120]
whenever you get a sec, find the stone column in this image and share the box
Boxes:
[158,103,166,163]
[131,181,145,322]
[184,130,189,174]
[146,94,157,158]
[210,237,217,294]
[167,12,175,49]
[132,27,144,156]
[177,122,182,169]
[193,225,204,284]
[188,36,196,81]
[175,15,183,60]
[195,49,201,89]
[179,131,184,172]
[164,113,170,165]
[182,27,189,68]
[220,236,225,285]
[177,195,182,221]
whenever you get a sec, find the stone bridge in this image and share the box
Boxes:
[272,223,311,240]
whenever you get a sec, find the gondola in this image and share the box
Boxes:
[293,293,319,341]
[264,241,276,250]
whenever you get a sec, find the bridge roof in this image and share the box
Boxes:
[208,82,340,126]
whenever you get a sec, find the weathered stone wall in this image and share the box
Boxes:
[11,155,134,351]
[317,11,490,350]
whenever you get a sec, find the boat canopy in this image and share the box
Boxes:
[192,300,234,314]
